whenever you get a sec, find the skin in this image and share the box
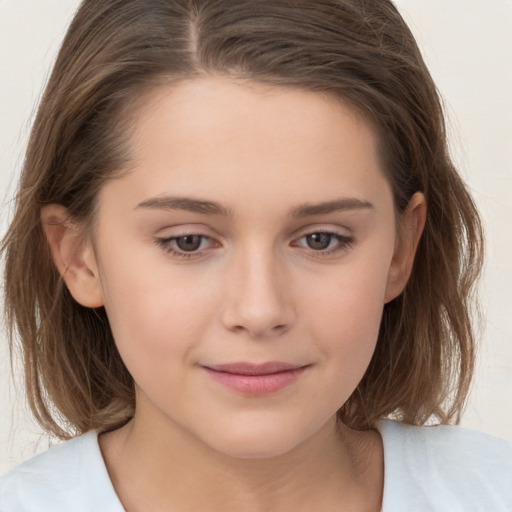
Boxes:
[42,77,426,512]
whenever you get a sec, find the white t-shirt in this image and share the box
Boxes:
[1,420,511,511]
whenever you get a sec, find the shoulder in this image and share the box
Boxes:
[0,431,123,512]
[379,420,512,512]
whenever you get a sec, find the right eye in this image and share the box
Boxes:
[173,235,204,252]
[155,234,218,258]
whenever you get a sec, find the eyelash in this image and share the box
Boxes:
[154,231,353,259]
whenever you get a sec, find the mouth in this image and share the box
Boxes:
[201,362,310,396]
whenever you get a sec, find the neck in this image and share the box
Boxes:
[100,412,383,512]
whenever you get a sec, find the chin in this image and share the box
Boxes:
[198,416,321,460]
[213,435,302,460]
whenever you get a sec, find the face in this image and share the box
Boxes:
[66,78,418,458]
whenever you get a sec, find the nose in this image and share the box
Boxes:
[220,246,295,339]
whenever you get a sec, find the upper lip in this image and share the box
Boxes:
[203,362,308,375]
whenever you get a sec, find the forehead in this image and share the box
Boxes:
[130,77,374,153]
[100,77,392,217]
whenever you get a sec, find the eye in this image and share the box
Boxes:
[155,234,218,258]
[304,233,335,251]
[175,235,203,252]
[294,231,353,256]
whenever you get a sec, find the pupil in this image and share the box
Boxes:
[177,235,202,252]
[307,233,331,250]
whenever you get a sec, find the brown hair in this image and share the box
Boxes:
[2,0,483,439]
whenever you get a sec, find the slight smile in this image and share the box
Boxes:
[201,362,311,396]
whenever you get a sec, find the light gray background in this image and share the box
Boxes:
[1,0,511,474]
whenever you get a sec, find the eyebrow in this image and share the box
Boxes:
[136,196,233,216]
[135,195,374,217]
[288,198,374,217]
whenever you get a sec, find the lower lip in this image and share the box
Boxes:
[203,367,308,396]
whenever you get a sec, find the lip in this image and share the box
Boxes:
[202,362,310,396]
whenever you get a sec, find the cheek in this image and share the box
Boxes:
[98,256,219,380]
[313,287,383,362]
[302,254,391,378]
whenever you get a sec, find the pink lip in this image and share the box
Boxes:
[202,362,309,396]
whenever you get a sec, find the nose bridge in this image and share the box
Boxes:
[221,240,294,337]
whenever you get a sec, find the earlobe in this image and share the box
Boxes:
[41,204,104,308]
[384,192,427,303]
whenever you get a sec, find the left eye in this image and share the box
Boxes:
[304,233,334,250]
[295,232,352,252]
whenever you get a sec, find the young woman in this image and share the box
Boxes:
[1,1,511,510]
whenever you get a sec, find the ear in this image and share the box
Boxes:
[41,204,104,308]
[384,192,426,303]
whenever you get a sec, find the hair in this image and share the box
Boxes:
[2,0,483,439]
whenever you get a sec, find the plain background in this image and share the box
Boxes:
[1,0,511,475]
